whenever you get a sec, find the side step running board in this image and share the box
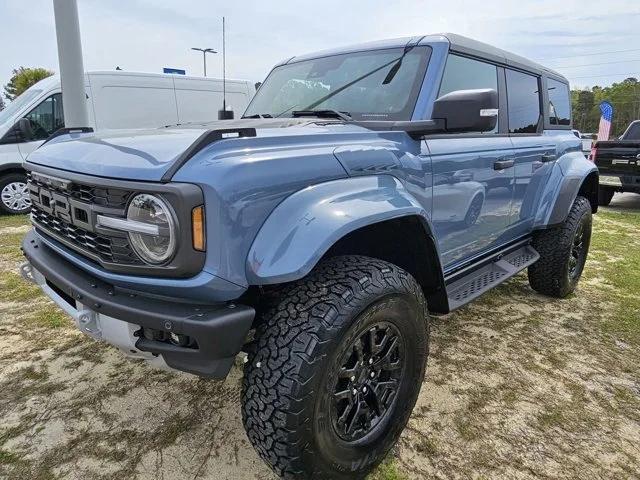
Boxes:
[446,245,539,311]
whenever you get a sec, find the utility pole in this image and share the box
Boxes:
[191,47,216,77]
[53,0,89,129]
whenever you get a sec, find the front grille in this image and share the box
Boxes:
[27,172,132,208]
[32,207,143,265]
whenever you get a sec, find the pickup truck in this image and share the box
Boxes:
[593,120,640,205]
[19,33,598,479]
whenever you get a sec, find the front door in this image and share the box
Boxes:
[427,53,514,267]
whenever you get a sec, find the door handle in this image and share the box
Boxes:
[541,153,557,163]
[493,159,514,170]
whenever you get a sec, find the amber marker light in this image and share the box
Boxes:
[192,206,206,251]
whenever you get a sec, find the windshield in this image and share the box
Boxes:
[0,89,43,127]
[244,46,431,121]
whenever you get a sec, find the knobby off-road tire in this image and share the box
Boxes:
[597,186,615,206]
[528,195,592,298]
[241,255,429,479]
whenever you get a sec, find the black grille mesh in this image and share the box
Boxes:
[27,172,131,208]
[31,207,142,265]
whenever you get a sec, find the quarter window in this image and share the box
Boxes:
[24,93,65,140]
[439,54,499,133]
[547,78,571,126]
[506,70,541,134]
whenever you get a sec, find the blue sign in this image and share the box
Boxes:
[163,68,186,75]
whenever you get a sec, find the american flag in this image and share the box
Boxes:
[597,101,613,141]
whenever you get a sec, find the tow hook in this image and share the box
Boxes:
[19,262,36,284]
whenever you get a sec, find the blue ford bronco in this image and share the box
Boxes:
[20,33,598,479]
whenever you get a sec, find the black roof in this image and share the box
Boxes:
[441,33,568,82]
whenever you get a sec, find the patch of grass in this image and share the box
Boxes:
[588,211,640,344]
[0,448,21,465]
[415,436,438,456]
[0,271,41,303]
[536,405,566,428]
[0,232,29,262]
[368,457,408,480]
[0,214,30,229]
[19,365,49,381]
[27,307,70,329]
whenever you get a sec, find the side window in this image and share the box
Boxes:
[506,70,540,134]
[438,54,499,132]
[547,78,571,126]
[24,93,65,140]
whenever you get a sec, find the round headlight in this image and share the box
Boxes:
[127,194,177,264]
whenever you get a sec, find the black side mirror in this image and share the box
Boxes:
[0,118,32,145]
[432,89,498,133]
[17,118,34,140]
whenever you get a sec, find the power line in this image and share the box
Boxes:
[538,48,640,61]
[556,58,640,69]
[569,72,639,79]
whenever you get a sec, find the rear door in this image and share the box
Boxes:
[506,70,556,235]
[427,54,515,267]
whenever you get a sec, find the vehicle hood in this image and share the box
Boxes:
[26,118,367,181]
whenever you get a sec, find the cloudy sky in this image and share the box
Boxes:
[1,0,639,96]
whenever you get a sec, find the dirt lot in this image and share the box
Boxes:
[1,195,639,480]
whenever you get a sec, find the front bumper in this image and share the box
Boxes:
[21,229,254,379]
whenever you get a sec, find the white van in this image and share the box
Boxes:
[0,71,255,214]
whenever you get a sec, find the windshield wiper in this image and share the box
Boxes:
[242,113,273,119]
[292,109,352,121]
[300,37,425,112]
[382,37,424,84]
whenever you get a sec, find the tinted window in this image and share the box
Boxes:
[439,55,499,133]
[506,70,540,134]
[24,93,64,140]
[623,121,640,140]
[244,47,430,121]
[547,78,571,126]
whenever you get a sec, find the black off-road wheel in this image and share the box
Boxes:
[597,186,615,206]
[528,195,592,298]
[242,255,429,479]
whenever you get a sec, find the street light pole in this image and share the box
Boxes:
[191,47,217,77]
[53,0,89,129]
